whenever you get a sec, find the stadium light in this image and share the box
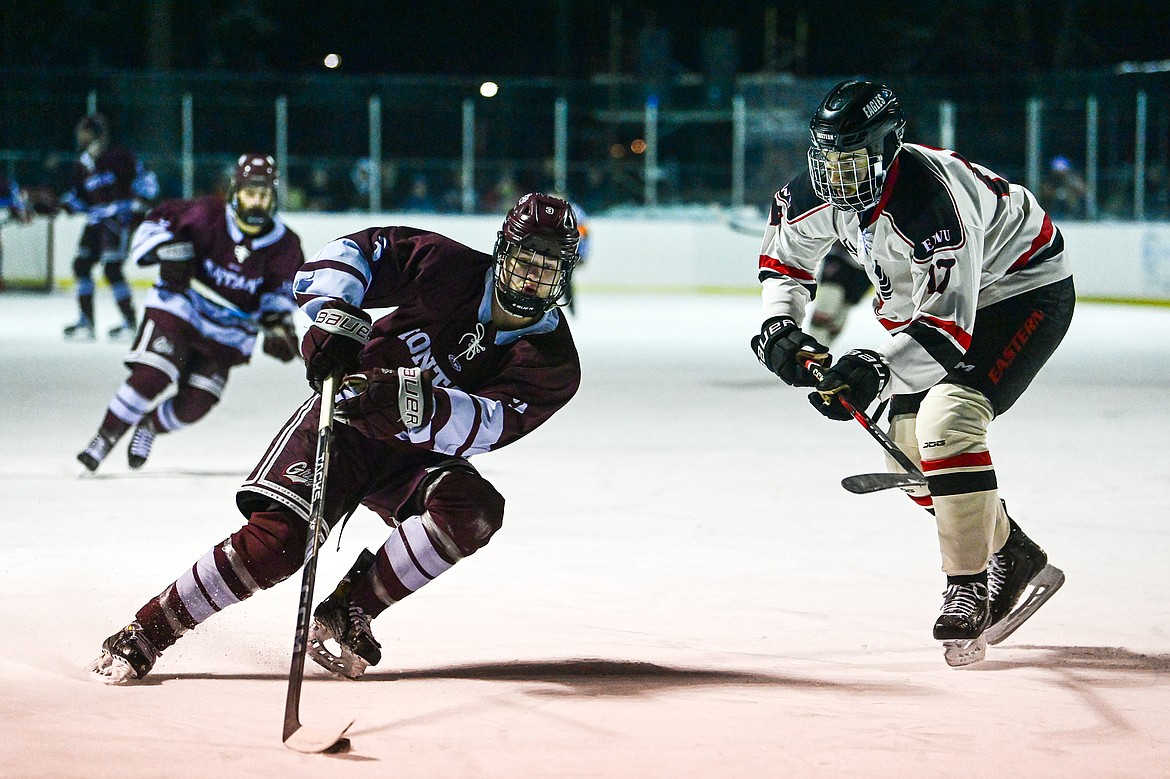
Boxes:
[480,81,499,98]
[324,53,341,69]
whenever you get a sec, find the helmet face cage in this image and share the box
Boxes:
[807,80,905,212]
[493,193,581,318]
[229,153,278,228]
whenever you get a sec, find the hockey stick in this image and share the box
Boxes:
[803,358,928,494]
[282,372,354,754]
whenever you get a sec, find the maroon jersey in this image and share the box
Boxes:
[129,195,304,357]
[295,227,580,456]
[62,145,139,224]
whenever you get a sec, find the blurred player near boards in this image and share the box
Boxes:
[61,113,159,341]
[805,241,871,345]
[76,153,304,473]
[750,79,1074,666]
[89,192,583,684]
[0,174,32,291]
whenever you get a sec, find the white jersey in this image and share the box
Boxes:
[758,143,1072,397]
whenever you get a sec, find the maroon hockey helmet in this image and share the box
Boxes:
[229,152,278,230]
[493,193,581,318]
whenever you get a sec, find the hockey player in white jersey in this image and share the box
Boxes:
[751,79,1074,666]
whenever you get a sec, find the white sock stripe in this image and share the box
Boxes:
[130,351,181,382]
[156,584,188,635]
[108,385,152,425]
[383,530,432,592]
[400,514,454,578]
[369,571,398,607]
[222,540,261,594]
[420,510,464,562]
[176,567,217,623]
[157,399,183,431]
[187,372,226,397]
[194,549,241,611]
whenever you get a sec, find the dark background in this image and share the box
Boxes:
[3,1,1166,78]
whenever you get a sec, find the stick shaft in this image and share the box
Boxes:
[804,359,925,480]
[282,373,338,742]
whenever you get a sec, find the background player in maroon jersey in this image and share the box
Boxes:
[61,113,159,340]
[89,192,582,684]
[76,153,304,472]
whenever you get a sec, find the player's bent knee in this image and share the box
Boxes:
[916,383,994,459]
[424,468,505,557]
[230,509,308,588]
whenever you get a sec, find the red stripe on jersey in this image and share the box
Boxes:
[878,315,909,332]
[867,155,902,226]
[921,451,993,472]
[1008,213,1055,272]
[758,255,815,282]
[919,314,973,350]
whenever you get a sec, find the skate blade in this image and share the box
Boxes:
[942,634,987,667]
[307,625,369,680]
[87,651,137,685]
[283,719,355,753]
[986,564,1065,646]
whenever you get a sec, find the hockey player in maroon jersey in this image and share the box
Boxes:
[61,113,159,340]
[76,153,304,473]
[750,80,1074,666]
[89,192,582,684]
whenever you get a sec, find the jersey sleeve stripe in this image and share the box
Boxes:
[758,255,815,282]
[918,314,972,350]
[904,320,965,368]
[1007,214,1056,272]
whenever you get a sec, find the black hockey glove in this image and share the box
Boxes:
[301,300,373,392]
[259,311,298,363]
[751,316,830,386]
[808,349,890,421]
[335,367,436,439]
[147,241,196,292]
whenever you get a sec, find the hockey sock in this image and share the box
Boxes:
[348,513,457,617]
[134,511,308,651]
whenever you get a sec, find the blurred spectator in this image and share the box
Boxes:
[348,158,400,211]
[401,174,436,211]
[481,168,520,214]
[1040,156,1086,219]
[304,164,345,212]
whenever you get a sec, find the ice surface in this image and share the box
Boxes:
[2,290,1169,777]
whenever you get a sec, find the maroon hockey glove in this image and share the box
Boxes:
[808,349,890,421]
[751,316,831,386]
[259,311,298,363]
[301,300,373,391]
[335,368,436,439]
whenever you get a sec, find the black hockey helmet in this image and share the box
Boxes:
[807,79,906,212]
[229,152,278,231]
[493,192,581,318]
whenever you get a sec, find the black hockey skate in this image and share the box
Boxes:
[307,550,382,680]
[985,514,1065,645]
[64,318,96,341]
[108,322,136,341]
[934,579,990,667]
[88,621,160,685]
[127,419,156,469]
[77,432,116,472]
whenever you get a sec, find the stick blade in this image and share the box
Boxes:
[841,472,927,494]
[283,719,354,754]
